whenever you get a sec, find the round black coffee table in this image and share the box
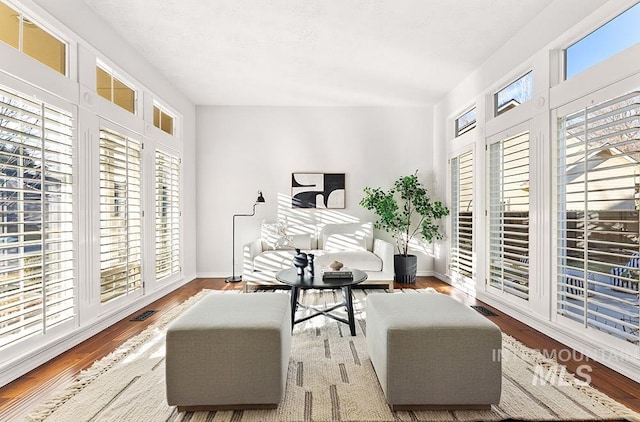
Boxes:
[276,267,367,336]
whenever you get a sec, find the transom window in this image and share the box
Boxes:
[96,63,136,114]
[0,1,66,75]
[455,108,476,137]
[495,72,533,117]
[565,3,640,80]
[153,104,174,136]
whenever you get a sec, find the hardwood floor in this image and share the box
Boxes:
[0,276,639,421]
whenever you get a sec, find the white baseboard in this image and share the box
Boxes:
[0,276,193,388]
[196,272,230,278]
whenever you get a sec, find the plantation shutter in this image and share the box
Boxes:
[557,89,640,345]
[0,86,74,349]
[450,150,474,280]
[488,131,530,300]
[155,150,180,279]
[99,128,142,304]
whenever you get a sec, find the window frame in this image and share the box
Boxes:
[554,84,640,353]
[454,107,477,138]
[494,71,533,117]
[0,82,75,351]
[486,124,531,302]
[563,2,640,81]
[95,60,138,115]
[152,102,175,136]
[98,126,143,306]
[154,148,181,281]
[450,148,475,291]
[0,0,69,76]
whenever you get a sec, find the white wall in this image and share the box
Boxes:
[196,106,436,277]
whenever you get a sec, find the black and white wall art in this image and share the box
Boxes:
[291,173,345,208]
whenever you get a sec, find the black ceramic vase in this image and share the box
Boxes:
[293,248,308,275]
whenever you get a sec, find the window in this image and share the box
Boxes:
[565,3,640,80]
[0,85,74,349]
[488,131,530,300]
[495,72,533,116]
[96,64,136,114]
[455,108,476,137]
[450,150,474,285]
[155,150,180,279]
[557,89,640,345]
[99,128,142,304]
[153,105,174,136]
[0,1,66,75]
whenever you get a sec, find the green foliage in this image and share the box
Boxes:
[360,171,450,256]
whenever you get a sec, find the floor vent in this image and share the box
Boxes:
[471,306,498,317]
[130,310,157,321]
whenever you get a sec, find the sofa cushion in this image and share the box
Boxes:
[315,250,383,272]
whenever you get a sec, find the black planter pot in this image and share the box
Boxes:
[394,254,417,284]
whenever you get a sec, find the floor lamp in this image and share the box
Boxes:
[226,190,265,283]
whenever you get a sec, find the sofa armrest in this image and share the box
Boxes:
[243,239,263,273]
[373,238,394,274]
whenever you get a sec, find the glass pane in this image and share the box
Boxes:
[489,132,530,300]
[99,129,142,303]
[22,19,66,75]
[455,108,476,137]
[160,111,174,135]
[495,72,533,116]
[566,3,640,79]
[153,105,160,128]
[96,67,111,102]
[113,77,135,114]
[450,150,474,290]
[0,2,19,49]
[155,150,179,280]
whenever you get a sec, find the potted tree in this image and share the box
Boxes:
[360,171,449,283]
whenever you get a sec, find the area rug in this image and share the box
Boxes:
[26,289,640,422]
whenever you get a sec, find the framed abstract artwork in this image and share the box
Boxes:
[291,173,345,208]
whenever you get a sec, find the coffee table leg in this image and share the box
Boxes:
[343,286,356,336]
[290,286,299,330]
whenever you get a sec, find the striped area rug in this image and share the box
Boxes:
[26,289,640,422]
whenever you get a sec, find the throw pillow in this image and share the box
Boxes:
[324,233,367,252]
[274,234,312,250]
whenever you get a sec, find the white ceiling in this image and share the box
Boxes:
[82,0,556,106]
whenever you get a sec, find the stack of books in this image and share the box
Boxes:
[322,270,353,280]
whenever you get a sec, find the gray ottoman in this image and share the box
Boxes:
[366,293,502,410]
[166,293,291,411]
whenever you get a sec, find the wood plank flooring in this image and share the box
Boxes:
[0,277,639,421]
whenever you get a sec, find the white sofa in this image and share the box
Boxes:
[242,221,394,292]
